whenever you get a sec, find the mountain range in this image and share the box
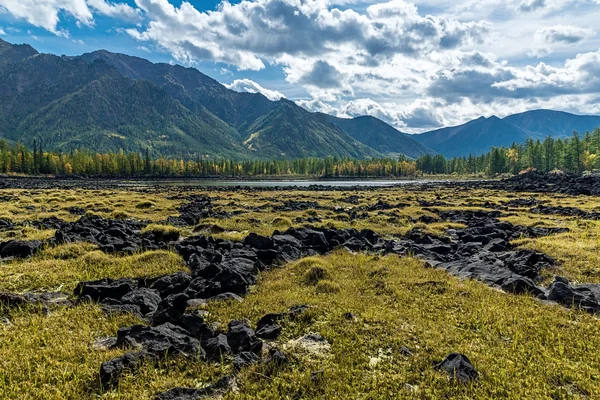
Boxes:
[1,38,600,160]
[0,38,433,160]
[412,110,600,158]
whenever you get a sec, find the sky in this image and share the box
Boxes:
[1,0,600,133]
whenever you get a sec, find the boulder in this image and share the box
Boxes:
[121,288,161,316]
[0,240,43,258]
[176,313,213,341]
[151,293,189,326]
[243,233,274,250]
[547,280,600,312]
[99,351,153,388]
[156,375,234,400]
[227,320,262,355]
[435,353,479,382]
[204,334,231,361]
[150,272,192,298]
[74,278,137,302]
[501,276,544,296]
[233,351,261,371]
[115,323,204,358]
[256,324,282,340]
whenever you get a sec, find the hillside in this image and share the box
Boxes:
[15,75,246,157]
[503,109,600,138]
[413,109,600,158]
[0,38,429,159]
[244,101,380,158]
[413,116,530,157]
[324,115,435,158]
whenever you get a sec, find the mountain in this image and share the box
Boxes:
[323,115,435,158]
[413,109,600,158]
[413,116,530,157]
[0,39,434,159]
[79,51,380,158]
[503,109,600,138]
[243,101,379,158]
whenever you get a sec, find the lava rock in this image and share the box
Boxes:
[99,351,153,388]
[150,272,192,298]
[204,334,232,361]
[121,288,161,316]
[156,375,234,400]
[151,293,189,326]
[243,233,274,250]
[227,320,262,355]
[74,278,137,302]
[0,240,43,258]
[435,353,479,382]
[256,324,282,340]
[115,323,204,358]
[501,276,544,296]
[233,351,261,371]
[547,280,600,312]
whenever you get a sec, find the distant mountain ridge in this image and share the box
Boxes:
[0,38,432,160]
[413,110,600,157]
[324,114,436,157]
[2,39,599,160]
[502,110,600,139]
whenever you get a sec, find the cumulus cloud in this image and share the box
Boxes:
[0,27,5,35]
[0,0,138,35]
[299,60,343,88]
[424,48,600,105]
[296,98,341,115]
[0,0,92,35]
[517,0,546,12]
[224,78,285,101]
[125,0,489,70]
[87,0,140,20]
[529,25,594,57]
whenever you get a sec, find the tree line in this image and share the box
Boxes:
[2,129,598,178]
[416,129,600,175]
[0,140,419,177]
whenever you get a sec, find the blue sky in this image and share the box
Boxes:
[1,0,600,132]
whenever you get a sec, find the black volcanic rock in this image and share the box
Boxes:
[435,353,479,382]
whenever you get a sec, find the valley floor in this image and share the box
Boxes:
[1,181,599,399]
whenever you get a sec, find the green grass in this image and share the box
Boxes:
[0,246,185,293]
[2,252,599,399]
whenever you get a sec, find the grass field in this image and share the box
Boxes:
[1,184,600,399]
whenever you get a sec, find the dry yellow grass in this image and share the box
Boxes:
[1,185,600,398]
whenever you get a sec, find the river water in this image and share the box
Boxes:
[115,179,458,188]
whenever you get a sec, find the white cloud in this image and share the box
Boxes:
[0,27,5,35]
[27,29,38,40]
[0,0,92,35]
[529,25,594,57]
[126,0,488,70]
[0,0,138,35]
[87,0,140,20]
[224,78,285,101]
[296,98,340,115]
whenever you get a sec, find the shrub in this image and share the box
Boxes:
[142,224,180,242]
[315,280,340,294]
[135,201,155,209]
[42,243,93,260]
[304,265,330,285]
[519,167,537,175]
[111,211,130,219]
[272,217,293,228]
